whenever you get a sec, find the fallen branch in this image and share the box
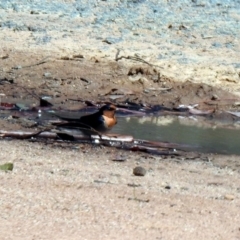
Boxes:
[115,49,163,69]
[0,129,49,139]
[0,129,185,156]
[0,130,134,142]
[13,56,51,69]
[134,139,188,150]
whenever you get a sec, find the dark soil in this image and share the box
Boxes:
[1,50,238,110]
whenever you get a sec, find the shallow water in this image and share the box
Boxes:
[113,116,240,155]
[43,111,240,155]
[2,108,240,155]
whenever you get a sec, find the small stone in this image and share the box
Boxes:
[133,166,146,176]
[233,102,240,107]
[143,89,149,93]
[30,10,39,14]
[128,75,141,82]
[43,72,51,78]
[224,194,234,201]
[73,54,84,59]
[12,65,22,70]
[1,54,9,59]
[211,94,219,100]
[61,56,72,60]
[112,155,127,162]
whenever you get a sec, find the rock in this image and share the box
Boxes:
[112,155,127,162]
[211,94,219,100]
[133,166,146,176]
[233,102,240,107]
[12,65,22,70]
[224,194,234,201]
[43,72,51,78]
[0,54,9,59]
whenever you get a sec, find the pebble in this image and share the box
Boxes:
[133,166,146,176]
[233,102,240,107]
[43,72,51,78]
[112,155,127,162]
[224,194,235,201]
[12,65,22,70]
[211,94,219,100]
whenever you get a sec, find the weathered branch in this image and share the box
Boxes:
[115,49,163,69]
[13,56,50,69]
[0,129,184,156]
[0,130,134,142]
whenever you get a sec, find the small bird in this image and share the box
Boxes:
[55,104,117,134]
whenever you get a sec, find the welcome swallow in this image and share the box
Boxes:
[55,104,117,134]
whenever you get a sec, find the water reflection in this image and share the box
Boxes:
[113,116,240,155]
[2,109,240,155]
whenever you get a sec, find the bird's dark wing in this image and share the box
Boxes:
[54,121,91,129]
[54,112,107,133]
[79,113,106,131]
[54,121,100,135]
[54,115,79,122]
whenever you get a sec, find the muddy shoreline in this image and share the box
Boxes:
[1,48,240,240]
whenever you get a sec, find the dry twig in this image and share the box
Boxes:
[115,49,163,69]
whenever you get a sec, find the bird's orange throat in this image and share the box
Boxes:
[102,106,117,129]
[103,109,115,118]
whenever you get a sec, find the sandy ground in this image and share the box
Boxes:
[1,140,240,240]
[1,5,240,239]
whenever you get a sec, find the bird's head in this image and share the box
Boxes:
[100,104,117,118]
